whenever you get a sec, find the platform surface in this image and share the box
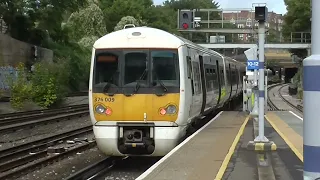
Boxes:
[138,111,248,180]
[265,111,303,161]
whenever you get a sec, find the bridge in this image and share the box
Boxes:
[197,43,310,49]
[196,43,309,68]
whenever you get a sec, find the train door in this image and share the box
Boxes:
[227,63,232,101]
[219,60,226,105]
[188,48,202,118]
[198,55,206,114]
[235,66,239,95]
[215,59,221,106]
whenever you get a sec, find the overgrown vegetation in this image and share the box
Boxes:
[282,0,311,99]
[7,62,69,109]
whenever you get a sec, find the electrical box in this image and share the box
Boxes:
[255,6,268,21]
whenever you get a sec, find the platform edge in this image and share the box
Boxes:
[265,114,303,162]
[214,115,250,180]
[135,111,224,180]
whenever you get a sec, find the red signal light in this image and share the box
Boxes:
[182,23,189,29]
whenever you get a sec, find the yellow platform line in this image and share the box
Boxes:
[265,114,303,162]
[214,116,250,180]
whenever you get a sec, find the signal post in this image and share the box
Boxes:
[246,6,276,180]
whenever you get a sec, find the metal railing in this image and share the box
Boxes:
[187,31,311,44]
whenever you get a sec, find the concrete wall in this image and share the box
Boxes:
[0,33,53,66]
[0,34,53,92]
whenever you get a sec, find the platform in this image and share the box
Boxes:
[136,111,250,180]
[265,111,303,162]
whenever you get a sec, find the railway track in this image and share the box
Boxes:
[66,156,162,180]
[0,104,89,133]
[0,92,88,102]
[0,126,94,180]
[267,83,282,111]
[65,157,122,180]
[0,104,88,119]
[278,84,303,113]
[267,84,303,113]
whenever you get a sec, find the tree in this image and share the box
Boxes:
[266,29,279,43]
[282,0,311,58]
[78,36,99,49]
[114,16,144,31]
[101,0,153,32]
[143,5,177,34]
[66,3,106,42]
[0,0,87,44]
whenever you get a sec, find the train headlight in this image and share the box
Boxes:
[95,104,106,114]
[166,105,177,114]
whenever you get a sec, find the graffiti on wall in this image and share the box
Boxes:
[0,66,19,90]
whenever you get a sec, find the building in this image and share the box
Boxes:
[222,10,284,42]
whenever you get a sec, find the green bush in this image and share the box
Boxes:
[30,60,69,108]
[47,41,91,91]
[7,63,33,109]
[7,61,70,109]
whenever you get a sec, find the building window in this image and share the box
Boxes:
[238,34,244,40]
[230,18,235,24]
[246,18,252,27]
[266,22,269,28]
[237,24,244,28]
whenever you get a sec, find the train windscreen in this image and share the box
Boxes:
[92,49,179,93]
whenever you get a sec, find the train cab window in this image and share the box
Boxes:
[151,50,179,87]
[94,52,120,86]
[124,52,148,86]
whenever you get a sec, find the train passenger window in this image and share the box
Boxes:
[124,52,148,85]
[187,56,192,79]
[94,52,120,86]
[151,50,179,87]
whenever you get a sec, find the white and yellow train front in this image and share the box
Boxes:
[89,27,191,156]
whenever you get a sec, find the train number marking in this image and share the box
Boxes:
[94,97,115,102]
[105,97,115,102]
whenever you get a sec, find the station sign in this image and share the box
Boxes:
[247,60,259,70]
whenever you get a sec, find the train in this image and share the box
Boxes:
[88,26,246,157]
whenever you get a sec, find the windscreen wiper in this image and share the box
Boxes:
[102,72,119,96]
[132,69,147,95]
[153,71,168,95]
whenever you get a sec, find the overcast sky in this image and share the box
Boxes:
[153,0,287,14]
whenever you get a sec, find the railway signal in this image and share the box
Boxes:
[178,10,193,30]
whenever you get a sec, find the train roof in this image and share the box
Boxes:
[93,26,245,67]
[93,27,184,49]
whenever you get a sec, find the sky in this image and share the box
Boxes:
[153,0,287,15]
